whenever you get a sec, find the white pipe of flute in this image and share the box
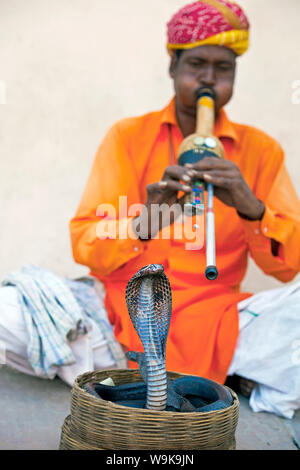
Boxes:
[205,183,218,279]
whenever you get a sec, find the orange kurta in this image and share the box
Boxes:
[69,98,300,383]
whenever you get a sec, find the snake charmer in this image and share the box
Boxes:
[1,1,299,420]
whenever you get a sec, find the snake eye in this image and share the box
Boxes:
[149,264,164,274]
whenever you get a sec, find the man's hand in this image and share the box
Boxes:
[132,165,195,239]
[132,157,265,240]
[188,157,265,220]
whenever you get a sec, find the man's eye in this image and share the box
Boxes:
[218,64,232,71]
[187,60,203,67]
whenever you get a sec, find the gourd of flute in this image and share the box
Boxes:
[178,87,224,281]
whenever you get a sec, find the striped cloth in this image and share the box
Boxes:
[65,276,127,369]
[2,265,126,379]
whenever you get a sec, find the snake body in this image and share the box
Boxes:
[125,264,172,411]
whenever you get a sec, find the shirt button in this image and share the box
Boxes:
[263,227,268,233]
[133,246,139,252]
[254,229,260,235]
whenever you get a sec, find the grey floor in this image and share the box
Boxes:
[0,365,299,451]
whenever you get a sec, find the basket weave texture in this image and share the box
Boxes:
[59,369,239,450]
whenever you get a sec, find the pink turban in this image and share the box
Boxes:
[167,0,250,56]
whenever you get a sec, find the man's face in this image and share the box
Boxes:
[170,45,237,117]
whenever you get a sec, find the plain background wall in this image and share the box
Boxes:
[0,0,299,293]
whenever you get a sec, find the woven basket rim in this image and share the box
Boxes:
[73,368,239,418]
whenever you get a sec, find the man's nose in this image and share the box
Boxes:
[199,66,216,87]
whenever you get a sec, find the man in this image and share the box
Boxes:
[70,1,300,417]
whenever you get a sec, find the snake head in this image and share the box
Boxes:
[130,264,165,280]
[126,264,172,357]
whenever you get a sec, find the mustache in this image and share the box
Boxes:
[194,87,218,102]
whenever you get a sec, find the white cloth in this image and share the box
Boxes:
[0,277,127,387]
[228,281,300,419]
[2,265,90,378]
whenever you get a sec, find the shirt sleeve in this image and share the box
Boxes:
[240,141,300,282]
[69,123,146,278]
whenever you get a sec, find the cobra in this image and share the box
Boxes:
[125,264,172,411]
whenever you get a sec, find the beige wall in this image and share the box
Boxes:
[0,0,299,293]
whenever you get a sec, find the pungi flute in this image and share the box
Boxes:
[178,87,225,281]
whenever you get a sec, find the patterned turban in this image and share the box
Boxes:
[167,0,250,56]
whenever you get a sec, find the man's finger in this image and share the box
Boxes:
[203,173,232,188]
[159,180,192,193]
[190,169,236,181]
[147,180,192,194]
[192,157,235,171]
[162,165,196,182]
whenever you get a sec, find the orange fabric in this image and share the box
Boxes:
[70,97,300,384]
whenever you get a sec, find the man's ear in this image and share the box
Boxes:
[169,53,178,78]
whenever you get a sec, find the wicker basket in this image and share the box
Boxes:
[59,369,239,450]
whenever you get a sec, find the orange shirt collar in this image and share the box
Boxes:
[160,96,238,142]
